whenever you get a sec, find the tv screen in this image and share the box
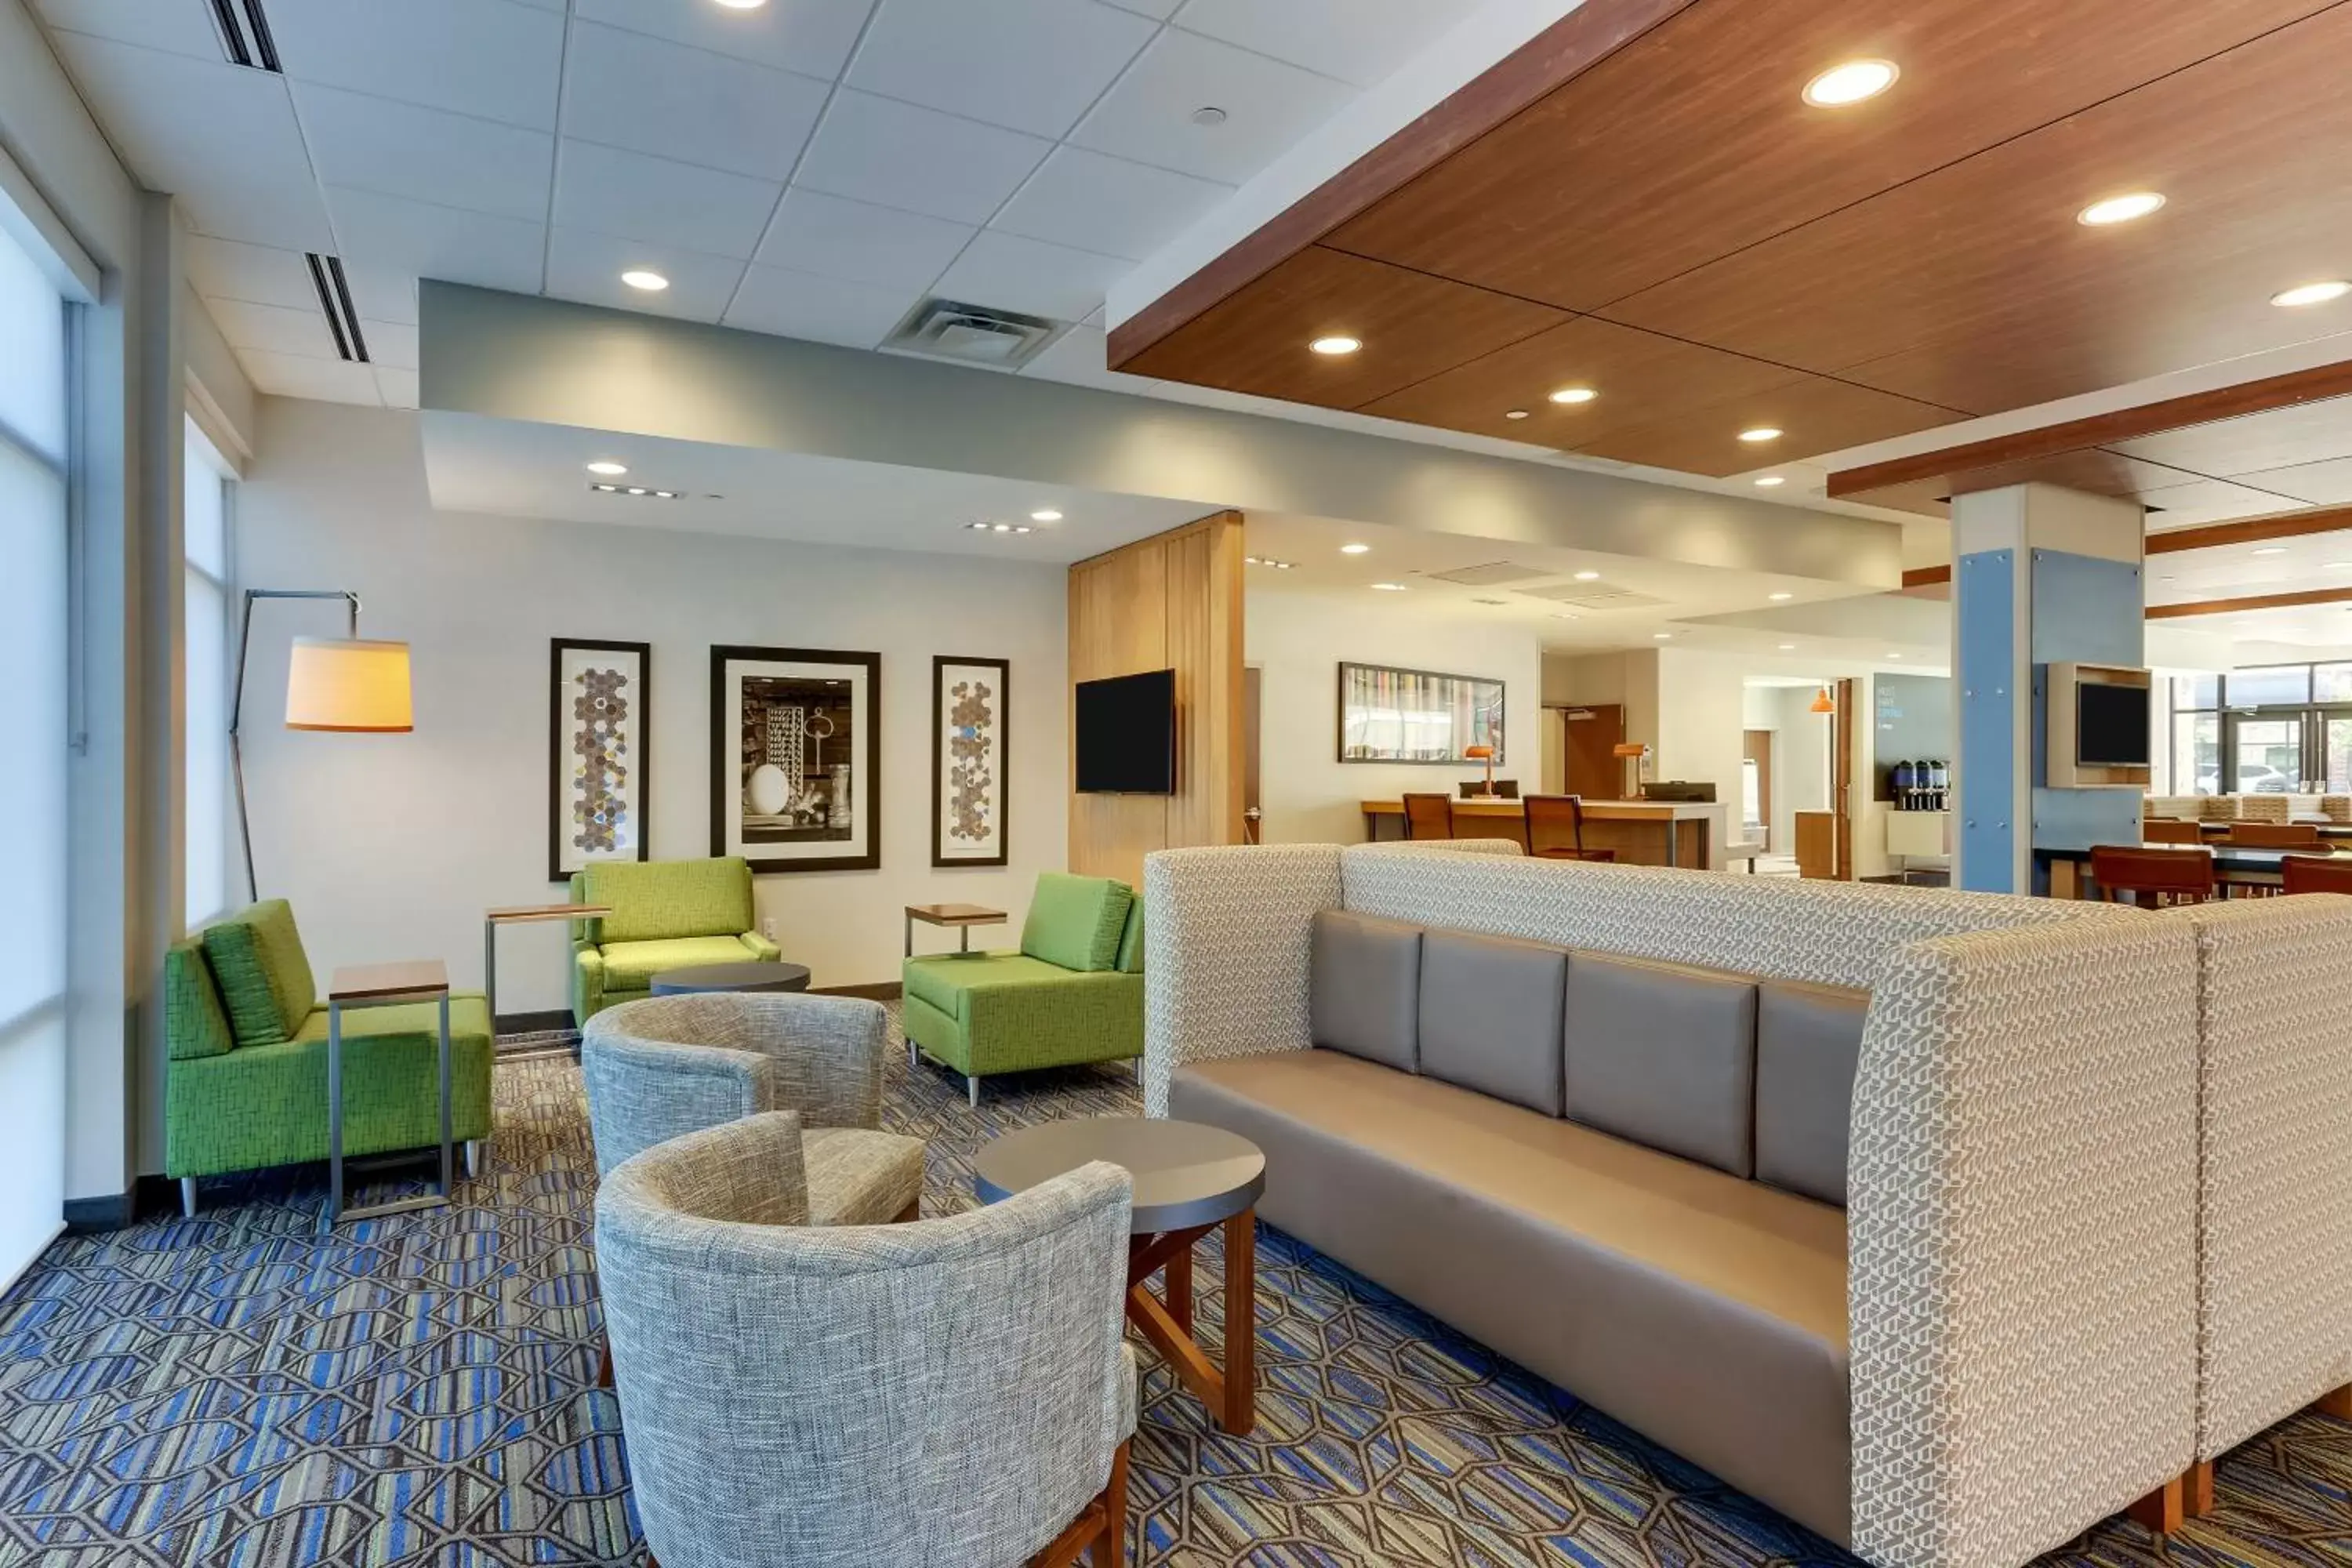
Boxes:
[1076,669,1176,794]
[2077,681,2151,768]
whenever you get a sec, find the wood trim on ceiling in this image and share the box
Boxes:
[2149,585,2352,619]
[1104,0,1701,371]
[1826,360,2352,501]
[1904,504,2352,586]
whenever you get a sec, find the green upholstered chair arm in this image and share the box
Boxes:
[574,943,607,1022]
[960,969,1142,1039]
[741,929,780,962]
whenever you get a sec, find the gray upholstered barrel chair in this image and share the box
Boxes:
[580,992,924,1226]
[597,1113,1139,1568]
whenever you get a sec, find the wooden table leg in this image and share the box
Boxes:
[1221,1207,1255,1435]
[1166,1243,1193,1338]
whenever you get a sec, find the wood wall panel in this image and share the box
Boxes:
[1068,512,1247,890]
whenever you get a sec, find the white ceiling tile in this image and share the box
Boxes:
[358,319,419,371]
[342,265,419,327]
[1096,0,1183,17]
[207,298,338,359]
[553,140,782,260]
[325,187,547,295]
[991,146,1229,261]
[724,266,913,349]
[933,230,1127,323]
[561,22,829,183]
[754,189,973,292]
[1171,0,1454,88]
[1020,324,1161,394]
[48,34,332,252]
[794,91,1050,226]
[573,0,878,82]
[184,236,317,312]
[34,0,221,60]
[848,0,1156,139]
[268,0,564,130]
[374,367,422,409]
[295,85,554,222]
[240,350,383,406]
[1070,27,1352,183]
[543,228,749,323]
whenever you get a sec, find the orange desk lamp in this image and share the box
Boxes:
[1465,743,1497,797]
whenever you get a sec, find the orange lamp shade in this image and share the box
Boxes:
[1464,745,1496,760]
[1611,742,1649,759]
[285,637,414,732]
[1809,685,1836,715]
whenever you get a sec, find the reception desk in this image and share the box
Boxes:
[1359,798,1728,869]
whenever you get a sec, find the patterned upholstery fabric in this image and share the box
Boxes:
[164,940,235,1061]
[596,935,771,989]
[802,1127,927,1226]
[1021,873,1134,973]
[595,1113,1136,1568]
[2154,897,2352,1462]
[2199,796,2242,822]
[2322,795,2352,823]
[902,962,1143,1079]
[1847,917,2198,1568]
[579,857,758,945]
[199,900,318,1047]
[2237,794,2292,824]
[166,995,495,1178]
[2143,796,2199,821]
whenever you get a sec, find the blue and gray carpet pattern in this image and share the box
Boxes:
[5,1021,2351,1566]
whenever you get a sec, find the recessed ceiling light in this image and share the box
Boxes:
[2273,280,2352,308]
[654,490,677,499]
[1886,652,1904,659]
[1029,508,1063,522]
[1551,612,1581,622]
[1340,543,1370,555]
[1739,427,1784,444]
[1190,106,1229,126]
[1573,570,1601,582]
[712,0,767,8]
[1769,592,1794,601]
[1370,582,1408,591]
[2076,192,2165,227]
[967,521,991,531]
[1755,475,1786,487]
[1014,525,1033,534]
[626,487,648,495]
[992,523,1012,532]
[1504,409,1531,420]
[1310,336,1362,356]
[2253,546,2288,557]
[1653,632,1673,640]
[2326,561,2352,570]
[1802,59,1898,107]
[1548,387,1598,405]
[587,460,628,477]
[1777,644,1797,651]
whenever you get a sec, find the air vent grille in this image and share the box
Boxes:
[884,298,1066,368]
[209,0,282,71]
[1425,561,1549,586]
[1517,583,1670,610]
[305,254,369,364]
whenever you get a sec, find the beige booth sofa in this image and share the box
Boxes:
[1144,841,2205,1568]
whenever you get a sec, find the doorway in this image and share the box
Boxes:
[1741,729,1773,851]
[1561,704,1624,799]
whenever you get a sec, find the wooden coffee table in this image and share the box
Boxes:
[975,1116,1265,1434]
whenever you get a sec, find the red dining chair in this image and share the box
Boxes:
[2282,855,2352,896]
[2142,818,2205,846]
[2227,822,2322,848]
[2089,845,2216,909]
[1523,794,1617,862]
[1402,793,1456,841]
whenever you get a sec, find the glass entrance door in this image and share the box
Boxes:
[2230,717,2303,795]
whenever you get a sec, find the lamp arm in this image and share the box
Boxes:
[230,588,363,901]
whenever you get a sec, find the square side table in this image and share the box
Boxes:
[326,960,452,1225]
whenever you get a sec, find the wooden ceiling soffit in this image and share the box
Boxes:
[2149,586,2352,619]
[1105,0,1701,370]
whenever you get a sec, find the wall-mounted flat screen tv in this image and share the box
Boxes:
[2076,681,2152,768]
[1076,668,1177,794]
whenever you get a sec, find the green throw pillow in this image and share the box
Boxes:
[201,900,317,1047]
[164,941,237,1061]
[1115,897,1145,975]
[1021,873,1133,974]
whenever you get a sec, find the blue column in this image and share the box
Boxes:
[1951,485,2145,894]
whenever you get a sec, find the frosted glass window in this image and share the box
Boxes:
[0,201,67,1286]
[185,426,227,576]
[185,422,232,922]
[0,222,65,463]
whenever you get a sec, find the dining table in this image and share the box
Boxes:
[2042,840,2352,899]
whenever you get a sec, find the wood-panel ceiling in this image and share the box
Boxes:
[1111,0,2352,482]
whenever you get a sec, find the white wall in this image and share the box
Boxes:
[234,398,1072,1011]
[1652,648,1751,807]
[1762,686,1833,855]
[1247,591,1543,843]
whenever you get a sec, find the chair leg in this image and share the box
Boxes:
[1092,1440,1130,1567]
[179,1178,197,1220]
[2185,1457,2216,1519]
[907,1036,919,1069]
[2312,1382,2352,1419]
[2127,1474,2183,1535]
[596,1337,615,1390]
[895,1198,920,1223]
[465,1139,485,1181]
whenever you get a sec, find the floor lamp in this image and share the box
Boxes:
[232,589,413,900]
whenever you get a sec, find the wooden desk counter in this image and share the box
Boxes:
[1359,798,1726,869]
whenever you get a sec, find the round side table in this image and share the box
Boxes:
[648,961,813,996]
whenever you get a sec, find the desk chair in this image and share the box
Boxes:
[1523,794,1617,862]
[1402,793,1456,840]
[2089,845,2216,909]
[2283,855,2352,896]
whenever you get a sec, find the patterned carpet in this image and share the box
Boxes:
[6,1015,2352,1566]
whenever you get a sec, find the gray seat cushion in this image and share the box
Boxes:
[1416,930,1569,1115]
[1311,911,1423,1073]
[1563,953,1759,1178]
[1170,1049,1850,1545]
[801,1128,925,1226]
[1755,980,1870,1207]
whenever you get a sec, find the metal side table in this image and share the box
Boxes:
[484,902,611,1033]
[325,960,454,1225]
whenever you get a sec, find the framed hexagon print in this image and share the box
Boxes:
[549,638,651,883]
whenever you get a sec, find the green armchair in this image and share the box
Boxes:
[902,873,1143,1106]
[571,857,779,1026]
[165,900,495,1216]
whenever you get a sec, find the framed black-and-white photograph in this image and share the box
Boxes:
[711,645,880,873]
[932,655,1009,867]
[549,638,651,883]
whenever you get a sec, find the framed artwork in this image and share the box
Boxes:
[932,655,1010,867]
[1337,662,1506,764]
[549,638,651,884]
[710,645,880,873]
